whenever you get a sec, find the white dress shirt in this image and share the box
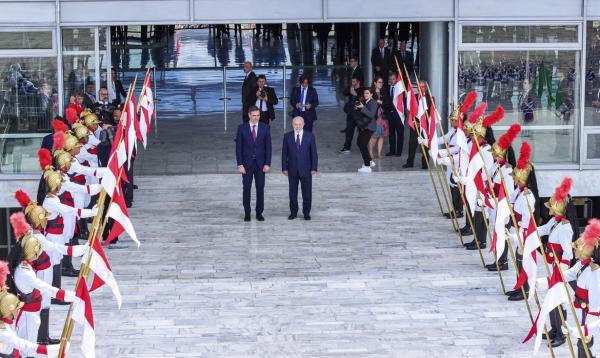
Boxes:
[295,129,304,146]
[255,87,268,111]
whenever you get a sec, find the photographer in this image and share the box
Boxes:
[339,76,364,154]
[93,86,116,124]
[254,74,279,125]
[355,87,377,173]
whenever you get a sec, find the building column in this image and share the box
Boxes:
[360,22,378,87]
[419,21,449,124]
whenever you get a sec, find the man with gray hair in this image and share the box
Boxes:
[241,61,257,122]
[282,116,318,220]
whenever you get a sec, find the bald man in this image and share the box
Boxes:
[282,117,318,220]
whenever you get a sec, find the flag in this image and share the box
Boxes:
[101,152,119,197]
[392,74,405,125]
[428,103,439,161]
[72,279,95,358]
[491,184,510,261]
[137,74,154,149]
[523,265,569,354]
[105,186,140,247]
[456,114,470,177]
[417,95,429,144]
[125,95,138,169]
[515,216,540,302]
[405,75,419,130]
[85,238,122,308]
[111,118,127,168]
[465,144,484,215]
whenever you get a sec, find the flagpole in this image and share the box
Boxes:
[395,60,444,217]
[153,66,158,138]
[523,199,583,358]
[471,138,556,354]
[58,76,138,357]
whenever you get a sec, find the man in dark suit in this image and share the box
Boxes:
[110,68,127,105]
[397,42,414,76]
[370,39,390,77]
[347,57,363,85]
[282,116,318,220]
[289,76,319,132]
[83,82,96,109]
[382,72,404,156]
[338,76,364,153]
[253,74,278,125]
[241,61,257,122]
[235,106,272,221]
[404,80,430,169]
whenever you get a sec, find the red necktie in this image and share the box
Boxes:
[252,125,257,141]
[296,133,300,149]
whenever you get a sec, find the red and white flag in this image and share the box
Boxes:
[125,95,138,169]
[417,95,429,144]
[405,75,419,130]
[428,103,439,161]
[85,238,122,308]
[392,73,405,125]
[491,184,510,260]
[100,152,119,198]
[456,113,470,177]
[523,265,569,354]
[136,74,154,149]
[465,144,484,215]
[515,216,540,303]
[72,279,95,358]
[105,186,140,247]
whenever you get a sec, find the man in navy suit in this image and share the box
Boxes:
[282,116,318,220]
[236,106,272,221]
[289,75,319,132]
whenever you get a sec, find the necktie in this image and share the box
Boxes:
[301,88,306,111]
[381,48,384,59]
[390,86,394,97]
[252,125,257,141]
[296,133,300,149]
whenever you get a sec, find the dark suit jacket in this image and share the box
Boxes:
[235,122,272,169]
[242,71,257,106]
[253,85,279,120]
[395,50,414,75]
[83,93,96,109]
[347,65,364,84]
[371,47,390,74]
[113,80,127,104]
[282,131,318,177]
[41,133,53,152]
[289,86,319,122]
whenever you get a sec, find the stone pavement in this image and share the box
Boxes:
[52,171,567,357]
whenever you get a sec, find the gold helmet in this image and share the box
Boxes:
[64,131,83,151]
[71,123,89,142]
[15,190,50,230]
[20,232,42,261]
[545,177,573,217]
[451,91,478,127]
[81,110,101,128]
[0,290,23,321]
[43,169,63,193]
[491,123,521,160]
[53,149,73,172]
[572,219,600,261]
[513,142,532,186]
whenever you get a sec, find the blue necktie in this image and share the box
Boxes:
[301,88,306,112]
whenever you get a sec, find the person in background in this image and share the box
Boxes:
[355,88,378,173]
[370,39,390,77]
[241,61,257,122]
[253,74,278,125]
[369,76,388,160]
[383,72,404,156]
[289,75,319,132]
[83,82,96,109]
[109,68,127,105]
[339,76,365,154]
[347,56,363,85]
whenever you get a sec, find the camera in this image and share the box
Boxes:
[259,88,266,98]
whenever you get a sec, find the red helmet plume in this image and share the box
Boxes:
[14,190,32,209]
[581,219,600,248]
[516,142,532,170]
[37,148,53,171]
[9,212,31,239]
[551,177,573,203]
[496,123,521,152]
[482,105,505,128]
[52,131,65,151]
[0,261,8,289]
[460,91,478,114]
[52,119,69,133]
[468,102,487,124]
[65,108,78,124]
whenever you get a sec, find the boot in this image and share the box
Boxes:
[61,254,79,277]
[578,337,595,358]
[37,308,60,345]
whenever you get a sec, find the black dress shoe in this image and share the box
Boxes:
[244,214,251,222]
[133,184,139,189]
[443,212,463,219]
[51,299,69,305]
[38,337,60,345]
[304,215,311,221]
[288,214,297,220]
[465,242,485,250]
[385,152,395,156]
[541,331,556,340]
[395,154,402,157]
[339,129,346,133]
[460,226,473,236]
[62,268,80,277]
[504,289,519,297]
[256,213,265,221]
[487,262,508,271]
[550,335,566,347]
[508,291,525,301]
[402,163,413,168]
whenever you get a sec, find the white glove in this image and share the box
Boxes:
[44,343,61,358]
[87,184,102,195]
[477,197,485,207]
[438,149,449,158]
[93,167,107,178]
[417,137,425,145]
[560,263,570,272]
[536,277,549,290]
[453,175,466,185]
[91,205,99,217]
[63,290,76,303]
[70,244,89,258]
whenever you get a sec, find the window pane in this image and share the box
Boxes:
[0,57,59,133]
[585,21,600,127]
[0,137,44,174]
[462,25,578,44]
[0,31,53,50]
[458,50,580,164]
[62,28,95,51]
[63,54,96,105]
[587,133,600,159]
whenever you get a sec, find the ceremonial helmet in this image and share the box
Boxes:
[544,177,573,217]
[53,149,73,172]
[81,109,101,128]
[491,123,521,160]
[10,213,41,262]
[64,131,83,152]
[38,148,62,193]
[450,91,477,127]
[71,123,89,143]
[465,104,504,139]
[15,190,50,230]
[513,142,532,186]
[573,218,600,261]
[0,262,23,321]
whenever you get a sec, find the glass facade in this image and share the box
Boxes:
[462,25,578,44]
[584,21,600,162]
